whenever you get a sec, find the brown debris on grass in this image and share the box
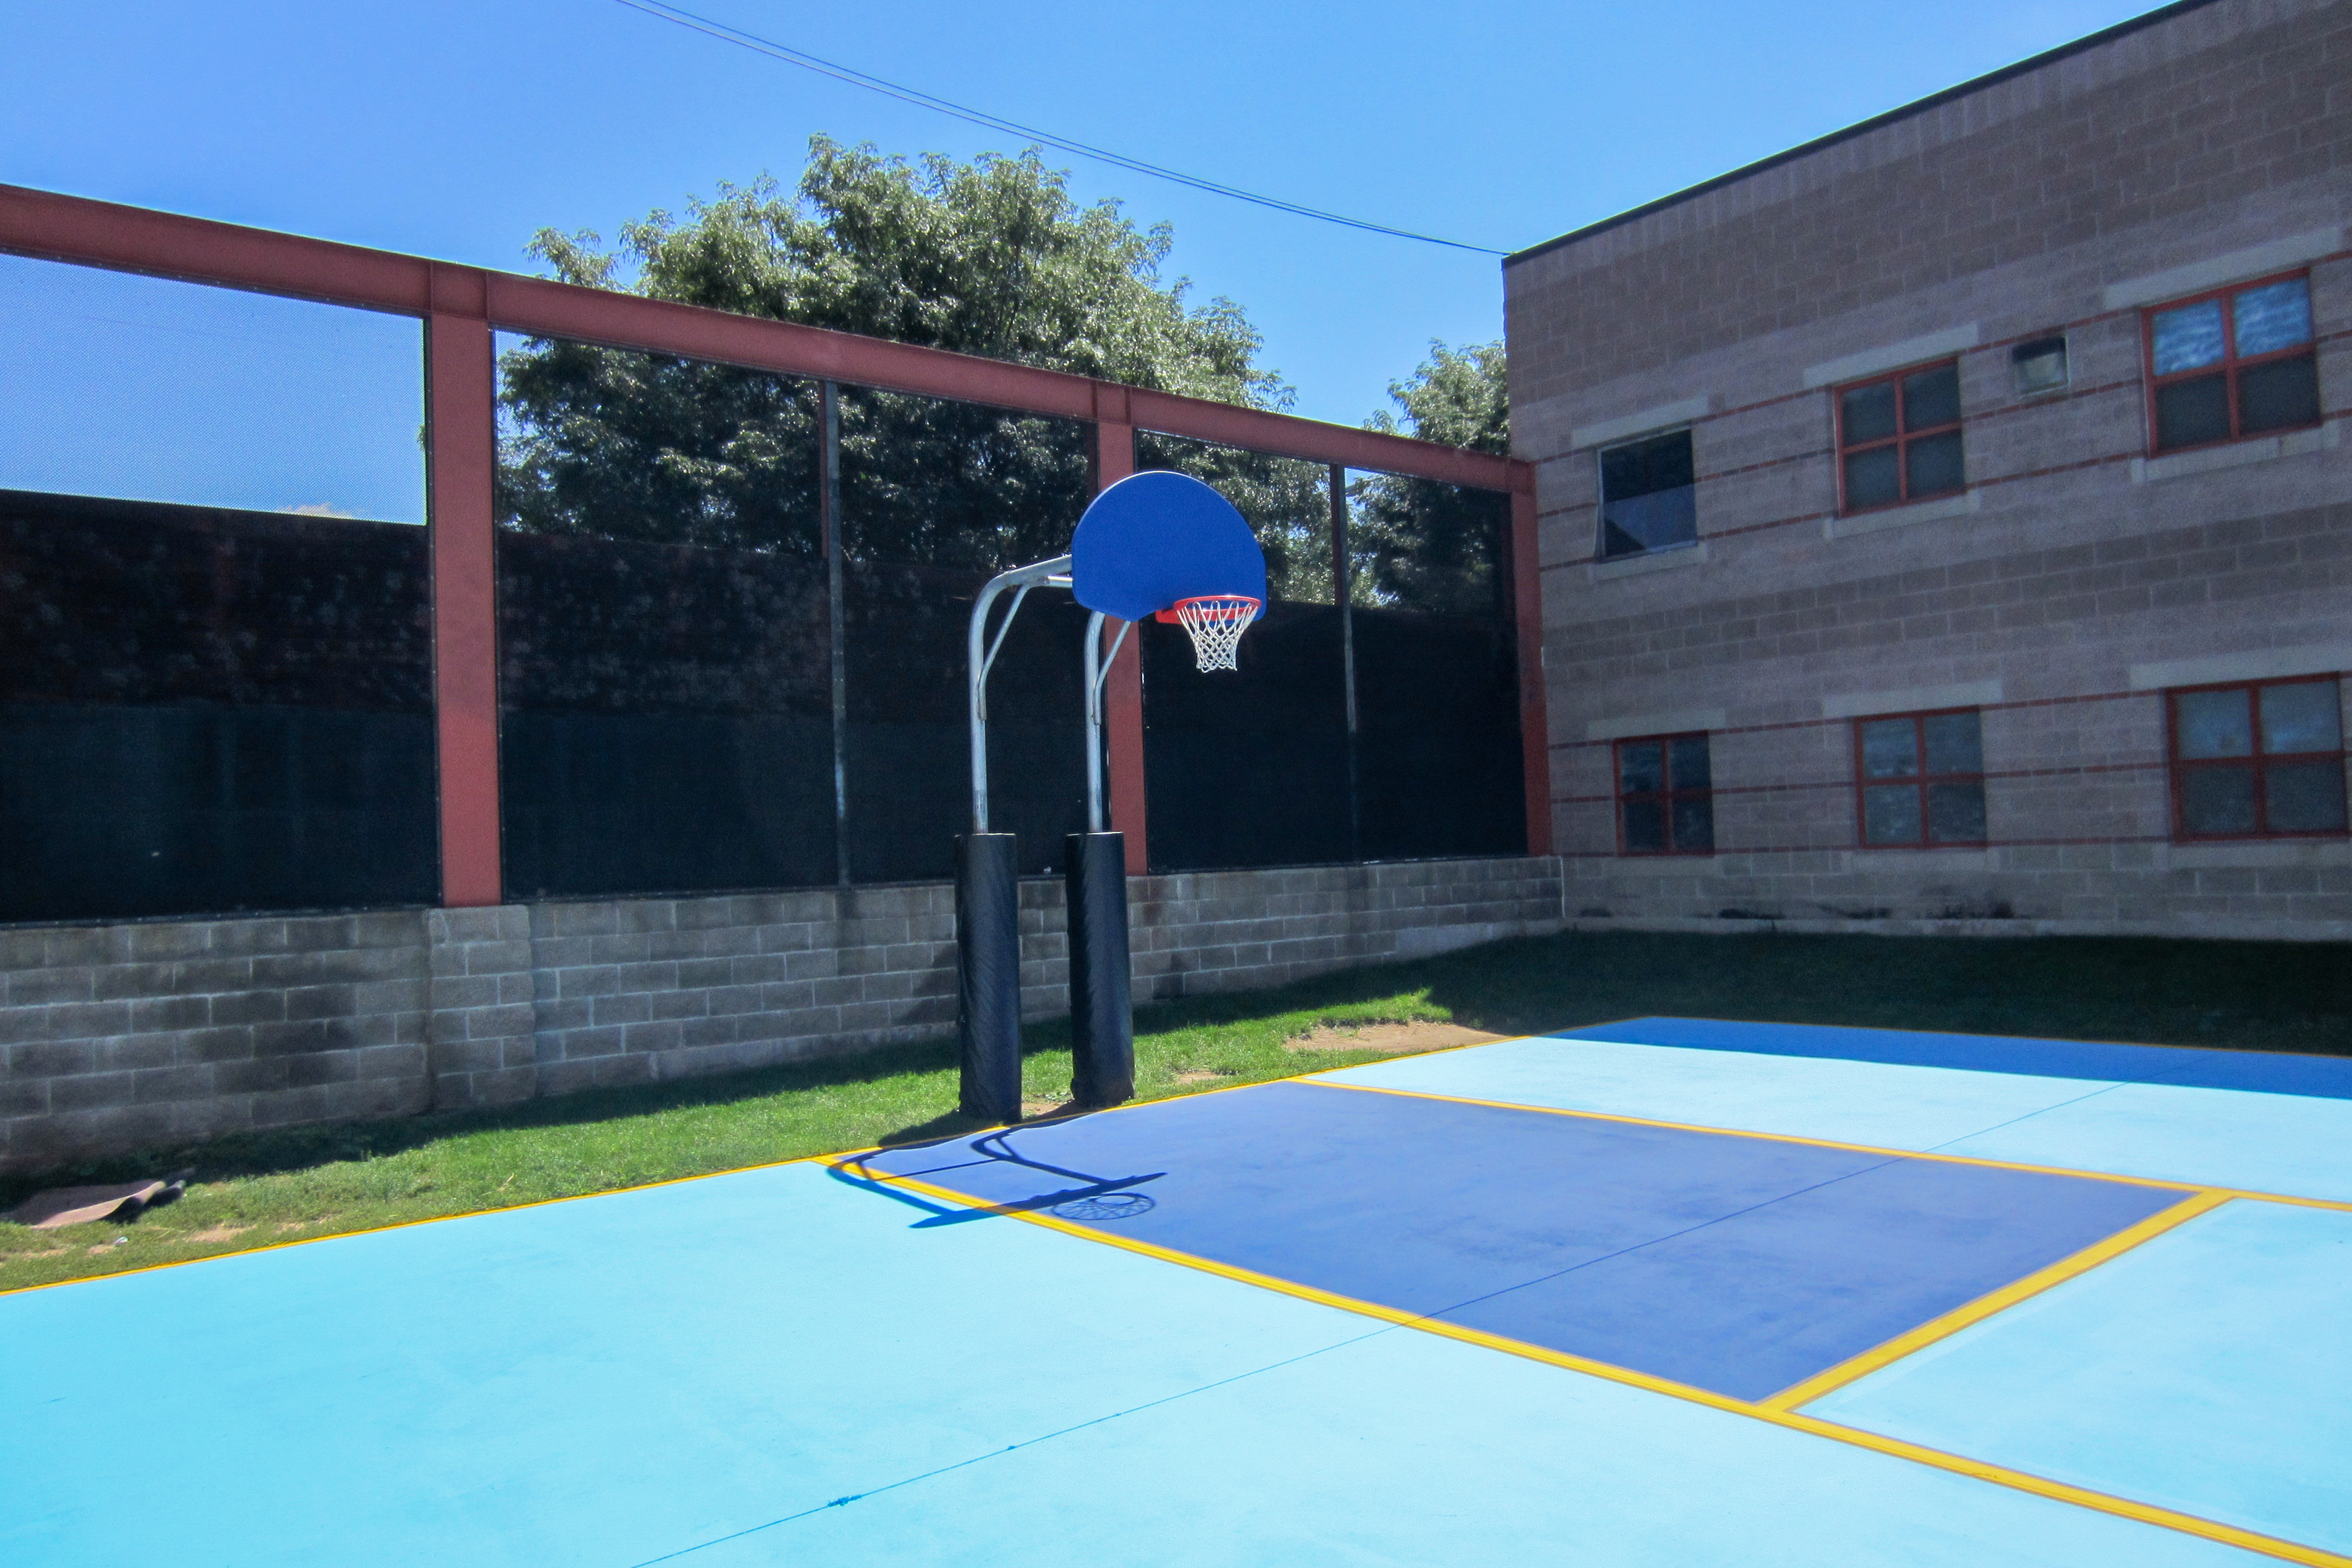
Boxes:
[1284,1021,1508,1054]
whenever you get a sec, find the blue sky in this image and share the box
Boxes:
[0,0,2162,517]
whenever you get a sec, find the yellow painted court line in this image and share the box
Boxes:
[1758,1189,2236,1410]
[0,1038,1507,1300]
[0,1144,868,1299]
[1303,1076,2352,1212]
[850,1161,2351,1568]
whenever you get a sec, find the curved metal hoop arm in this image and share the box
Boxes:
[966,554,1073,833]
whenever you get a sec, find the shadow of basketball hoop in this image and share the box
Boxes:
[1050,1192,1157,1222]
[827,1123,1164,1229]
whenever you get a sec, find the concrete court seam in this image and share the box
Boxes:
[619,1319,1397,1567]
[1299,1078,2352,1212]
[1758,1189,2236,1409]
[853,1164,2352,1568]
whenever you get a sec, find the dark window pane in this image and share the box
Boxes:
[2155,374,2230,450]
[1599,430,1694,502]
[2180,766,2257,835]
[2259,681,2342,755]
[1840,382,1898,445]
[1622,797,1666,852]
[1927,781,1987,842]
[2011,337,2068,395]
[1922,711,1983,775]
[2237,355,2320,436]
[1668,734,1712,790]
[1863,783,1922,844]
[2233,279,2313,356]
[2264,761,2348,833]
[1619,740,1665,794]
[1860,717,1919,778]
[1905,430,1966,499]
[1599,485,1696,557]
[2151,299,2225,375]
[1672,795,1715,852]
[1843,446,1901,510]
[2175,688,2253,758]
[1902,364,1961,430]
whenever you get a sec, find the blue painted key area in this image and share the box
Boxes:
[859,1081,2183,1400]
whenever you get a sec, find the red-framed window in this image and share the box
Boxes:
[2143,272,2321,454]
[2167,677,2347,840]
[1616,733,1713,855]
[1855,709,1987,847]
[1835,359,1964,514]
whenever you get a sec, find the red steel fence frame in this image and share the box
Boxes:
[0,182,1550,899]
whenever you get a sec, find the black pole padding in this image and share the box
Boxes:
[956,833,1024,1123]
[1065,831,1134,1108]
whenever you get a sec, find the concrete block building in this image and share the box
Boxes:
[1509,0,2350,940]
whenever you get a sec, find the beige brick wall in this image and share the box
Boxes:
[1510,0,2352,940]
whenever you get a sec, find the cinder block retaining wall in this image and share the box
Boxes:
[0,855,1563,1171]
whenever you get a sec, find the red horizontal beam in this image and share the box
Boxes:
[0,182,1521,490]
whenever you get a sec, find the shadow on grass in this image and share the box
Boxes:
[8,927,2346,1208]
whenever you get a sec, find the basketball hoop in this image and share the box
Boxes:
[1161,594,1260,672]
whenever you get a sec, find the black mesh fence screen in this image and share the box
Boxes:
[495,339,832,899]
[496,353,1097,896]
[840,388,1092,881]
[1135,436,1351,871]
[1348,475,1524,861]
[1135,442,1522,873]
[0,490,436,921]
[0,263,434,924]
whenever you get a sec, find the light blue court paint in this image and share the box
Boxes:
[1807,1199,2352,1557]
[1,1162,1378,1568]
[1318,1035,2352,1201]
[678,1317,2271,1568]
[0,1152,2283,1568]
[1943,1081,2352,1202]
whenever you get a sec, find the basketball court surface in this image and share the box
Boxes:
[6,1017,2350,1566]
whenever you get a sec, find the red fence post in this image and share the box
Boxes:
[1093,399,1148,875]
[426,278,504,907]
[1509,472,1553,857]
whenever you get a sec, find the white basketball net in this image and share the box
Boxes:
[1172,595,1260,672]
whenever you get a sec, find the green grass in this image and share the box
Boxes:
[4,928,2346,1295]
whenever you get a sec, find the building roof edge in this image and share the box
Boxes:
[1502,0,2223,270]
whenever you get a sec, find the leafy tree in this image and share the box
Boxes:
[497,136,1297,572]
[1349,340,1509,614]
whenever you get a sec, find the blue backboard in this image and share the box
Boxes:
[1070,470,1267,624]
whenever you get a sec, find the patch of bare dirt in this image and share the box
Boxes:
[1020,1099,1076,1120]
[1284,1021,1509,1055]
[1170,1069,1231,1085]
[178,1225,253,1245]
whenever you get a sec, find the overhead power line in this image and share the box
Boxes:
[611,0,1511,256]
